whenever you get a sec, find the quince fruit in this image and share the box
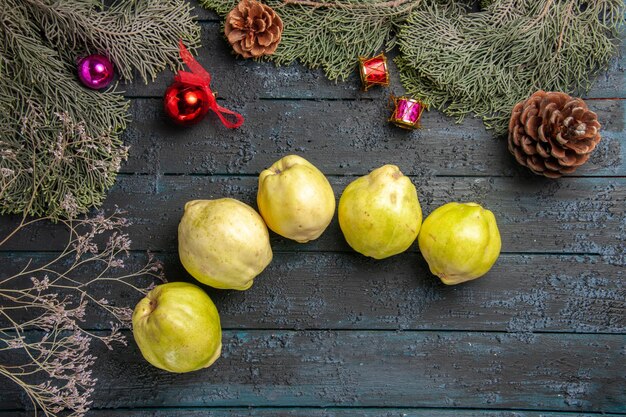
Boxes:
[132,282,222,373]
[257,155,335,243]
[178,198,272,290]
[418,202,501,285]
[338,165,422,259]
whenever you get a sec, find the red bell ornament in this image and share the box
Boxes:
[164,82,211,126]
[389,96,426,129]
[358,53,389,91]
[164,41,244,128]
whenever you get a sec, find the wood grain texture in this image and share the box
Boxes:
[2,252,623,333]
[1,4,624,415]
[1,176,624,257]
[3,409,626,417]
[119,98,625,177]
[2,331,624,412]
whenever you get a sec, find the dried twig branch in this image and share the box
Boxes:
[0,210,165,416]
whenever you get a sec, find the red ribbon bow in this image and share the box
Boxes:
[176,40,244,129]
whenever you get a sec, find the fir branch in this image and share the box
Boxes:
[0,0,200,219]
[200,0,420,80]
[397,0,624,133]
[202,0,623,134]
[0,4,128,219]
[22,0,201,83]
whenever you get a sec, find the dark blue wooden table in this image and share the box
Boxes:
[1,5,625,417]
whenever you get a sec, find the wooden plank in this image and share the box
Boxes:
[122,23,626,100]
[2,252,623,333]
[1,331,624,412]
[3,409,625,417]
[119,97,626,177]
[1,176,624,256]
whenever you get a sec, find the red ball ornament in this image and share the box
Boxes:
[163,81,211,126]
[164,41,244,129]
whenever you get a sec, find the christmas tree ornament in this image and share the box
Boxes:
[77,54,115,89]
[224,0,283,59]
[508,90,601,178]
[358,53,389,91]
[389,96,425,129]
[164,82,212,126]
[164,41,244,128]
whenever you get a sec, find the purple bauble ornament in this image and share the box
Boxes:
[77,54,114,89]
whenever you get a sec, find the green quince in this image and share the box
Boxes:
[338,165,422,259]
[257,155,336,243]
[418,202,501,285]
[178,198,272,290]
[132,282,222,373]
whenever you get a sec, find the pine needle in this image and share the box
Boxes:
[0,0,200,219]
[200,0,420,80]
[396,0,623,133]
[25,0,201,83]
[201,0,623,133]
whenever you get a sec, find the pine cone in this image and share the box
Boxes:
[224,0,283,59]
[508,90,601,178]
